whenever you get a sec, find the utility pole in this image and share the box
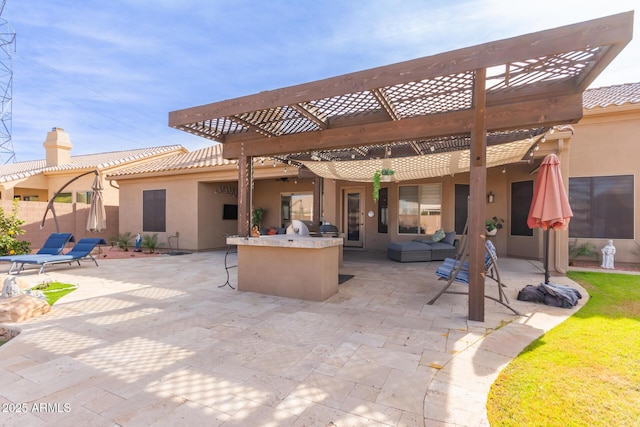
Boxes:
[0,0,16,164]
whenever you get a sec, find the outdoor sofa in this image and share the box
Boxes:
[387,230,458,262]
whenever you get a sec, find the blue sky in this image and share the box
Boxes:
[4,1,639,162]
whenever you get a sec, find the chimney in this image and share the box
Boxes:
[43,127,73,166]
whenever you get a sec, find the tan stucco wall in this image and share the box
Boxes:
[117,175,198,251]
[567,105,640,264]
[197,181,238,250]
[253,177,314,229]
[0,200,118,250]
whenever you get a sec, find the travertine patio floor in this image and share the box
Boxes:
[0,249,586,426]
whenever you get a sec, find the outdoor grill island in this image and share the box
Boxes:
[226,235,343,301]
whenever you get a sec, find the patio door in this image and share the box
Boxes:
[343,188,364,248]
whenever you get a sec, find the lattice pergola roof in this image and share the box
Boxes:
[167,12,633,321]
[169,12,633,168]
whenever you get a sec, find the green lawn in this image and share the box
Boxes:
[487,272,640,426]
[31,281,77,306]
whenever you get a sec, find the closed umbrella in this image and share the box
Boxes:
[527,154,573,283]
[86,173,106,232]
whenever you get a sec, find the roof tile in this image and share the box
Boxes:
[583,82,640,109]
[0,145,184,183]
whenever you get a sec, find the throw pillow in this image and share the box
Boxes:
[432,228,445,242]
[442,231,456,246]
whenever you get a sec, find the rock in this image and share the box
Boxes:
[0,295,51,323]
[1,276,23,298]
[24,289,47,301]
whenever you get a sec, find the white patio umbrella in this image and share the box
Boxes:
[86,173,106,232]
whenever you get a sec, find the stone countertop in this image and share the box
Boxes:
[226,235,343,249]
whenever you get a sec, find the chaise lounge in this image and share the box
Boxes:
[8,238,107,274]
[0,233,75,270]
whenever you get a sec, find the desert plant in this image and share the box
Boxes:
[0,200,31,256]
[141,233,163,254]
[568,239,598,265]
[115,232,133,251]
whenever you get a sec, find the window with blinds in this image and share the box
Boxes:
[398,184,441,234]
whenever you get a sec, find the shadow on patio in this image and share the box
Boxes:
[0,249,585,426]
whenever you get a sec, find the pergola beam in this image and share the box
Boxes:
[222,94,583,159]
[169,12,631,129]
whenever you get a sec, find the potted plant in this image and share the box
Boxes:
[486,217,504,236]
[380,168,395,182]
[252,207,264,229]
[372,171,381,202]
[373,169,395,202]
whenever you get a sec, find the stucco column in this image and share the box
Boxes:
[554,138,571,274]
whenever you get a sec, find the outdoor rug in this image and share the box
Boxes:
[338,274,354,285]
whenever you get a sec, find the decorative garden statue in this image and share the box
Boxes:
[134,233,142,252]
[601,239,616,269]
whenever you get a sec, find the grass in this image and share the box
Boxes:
[487,272,640,426]
[30,281,78,306]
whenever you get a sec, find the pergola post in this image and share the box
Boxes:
[237,155,252,237]
[313,176,322,225]
[469,68,487,322]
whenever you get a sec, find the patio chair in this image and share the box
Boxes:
[9,238,107,275]
[428,239,521,315]
[0,233,75,268]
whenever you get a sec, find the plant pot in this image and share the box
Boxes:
[486,228,497,236]
[381,175,393,182]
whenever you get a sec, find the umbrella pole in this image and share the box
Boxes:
[544,228,550,284]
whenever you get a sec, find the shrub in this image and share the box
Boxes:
[114,232,133,251]
[568,239,598,265]
[0,201,31,256]
[141,233,163,254]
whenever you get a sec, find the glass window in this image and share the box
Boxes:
[143,189,166,232]
[454,184,469,234]
[511,181,534,236]
[569,175,633,239]
[54,192,72,203]
[281,193,313,226]
[399,184,441,234]
[76,191,93,204]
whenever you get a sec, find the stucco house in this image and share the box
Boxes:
[107,82,639,270]
[0,127,187,247]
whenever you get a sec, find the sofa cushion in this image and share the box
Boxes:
[442,231,457,246]
[411,238,433,245]
[428,242,454,250]
[432,229,446,242]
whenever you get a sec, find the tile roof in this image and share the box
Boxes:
[0,145,185,183]
[106,143,236,178]
[583,82,640,109]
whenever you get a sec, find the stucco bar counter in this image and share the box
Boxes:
[226,235,344,301]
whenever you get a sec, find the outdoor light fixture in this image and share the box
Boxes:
[487,191,495,204]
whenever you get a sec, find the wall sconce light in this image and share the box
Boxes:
[487,191,495,204]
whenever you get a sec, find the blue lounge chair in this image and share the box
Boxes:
[9,238,107,274]
[0,233,75,268]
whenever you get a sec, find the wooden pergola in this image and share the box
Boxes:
[169,12,633,321]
